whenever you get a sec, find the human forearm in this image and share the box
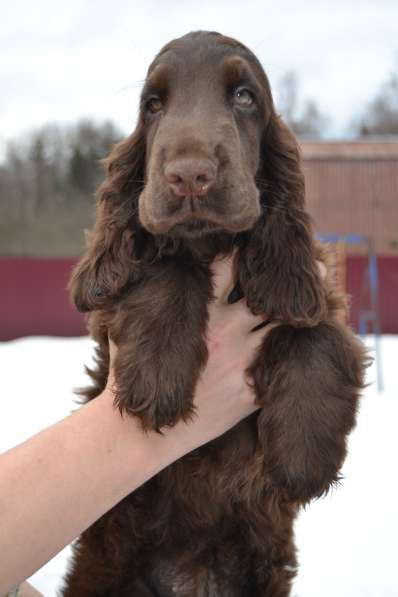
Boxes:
[0,389,195,593]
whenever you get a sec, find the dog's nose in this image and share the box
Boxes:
[164,159,216,198]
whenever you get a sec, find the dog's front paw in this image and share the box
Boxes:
[112,340,205,431]
[251,323,365,503]
[108,261,211,431]
[244,267,327,326]
[115,374,194,431]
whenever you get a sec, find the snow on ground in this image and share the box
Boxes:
[0,335,397,596]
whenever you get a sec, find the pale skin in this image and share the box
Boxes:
[0,256,280,595]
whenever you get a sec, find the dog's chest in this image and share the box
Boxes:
[152,415,264,523]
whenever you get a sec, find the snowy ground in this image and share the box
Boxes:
[0,335,397,596]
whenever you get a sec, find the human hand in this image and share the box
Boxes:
[105,337,117,393]
[180,256,330,448]
[104,257,329,448]
[179,255,276,448]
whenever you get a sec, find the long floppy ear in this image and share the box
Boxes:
[69,123,146,312]
[239,115,327,326]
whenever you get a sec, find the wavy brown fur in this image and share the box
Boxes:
[63,31,367,596]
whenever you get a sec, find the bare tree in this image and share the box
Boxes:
[277,71,299,125]
[356,64,398,136]
[67,120,120,196]
[276,70,329,139]
[0,119,122,256]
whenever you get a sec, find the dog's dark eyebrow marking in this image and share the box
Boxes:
[141,59,180,102]
[147,42,182,75]
[142,66,169,95]
[222,56,262,92]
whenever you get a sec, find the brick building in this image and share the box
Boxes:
[301,140,398,333]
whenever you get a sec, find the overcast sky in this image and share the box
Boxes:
[1,0,397,154]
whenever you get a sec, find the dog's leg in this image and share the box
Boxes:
[61,536,121,597]
[111,262,212,431]
[117,578,157,597]
[62,508,156,597]
[232,499,297,597]
[250,322,366,503]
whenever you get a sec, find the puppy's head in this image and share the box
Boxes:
[137,31,276,239]
[71,32,320,320]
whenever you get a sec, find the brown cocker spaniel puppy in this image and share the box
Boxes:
[63,31,367,596]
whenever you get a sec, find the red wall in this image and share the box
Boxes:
[1,256,397,341]
[1,258,85,341]
[346,256,397,334]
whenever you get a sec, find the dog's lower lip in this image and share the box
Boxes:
[151,212,258,237]
[171,218,219,233]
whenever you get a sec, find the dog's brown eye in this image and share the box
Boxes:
[233,87,254,107]
[146,96,163,114]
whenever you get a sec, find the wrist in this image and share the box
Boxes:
[95,389,195,489]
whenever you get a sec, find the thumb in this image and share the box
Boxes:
[210,254,237,304]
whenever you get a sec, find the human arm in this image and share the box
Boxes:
[0,256,271,593]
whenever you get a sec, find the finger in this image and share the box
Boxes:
[317,260,327,280]
[108,336,118,367]
[247,321,281,350]
[106,338,117,394]
[226,297,269,331]
[210,254,237,303]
